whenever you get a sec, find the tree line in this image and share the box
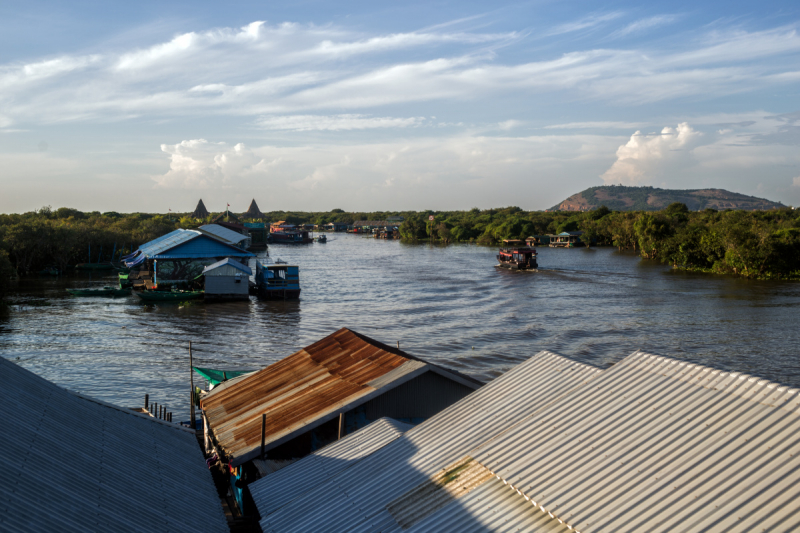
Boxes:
[1,203,799,301]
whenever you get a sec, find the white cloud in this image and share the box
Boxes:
[545,121,642,130]
[612,15,679,38]
[601,122,702,184]
[255,114,425,131]
[153,139,264,189]
[793,176,800,187]
[547,12,624,36]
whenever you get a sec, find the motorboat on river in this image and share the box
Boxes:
[496,240,538,270]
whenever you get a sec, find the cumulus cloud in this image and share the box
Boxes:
[153,139,264,189]
[601,122,702,184]
[255,114,425,131]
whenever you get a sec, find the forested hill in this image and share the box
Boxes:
[552,186,785,212]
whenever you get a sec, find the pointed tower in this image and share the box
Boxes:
[242,199,265,219]
[191,199,210,219]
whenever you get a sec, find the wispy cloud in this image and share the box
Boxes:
[545,121,643,130]
[611,15,680,38]
[255,114,425,131]
[547,12,625,36]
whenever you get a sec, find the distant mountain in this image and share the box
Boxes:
[551,185,785,212]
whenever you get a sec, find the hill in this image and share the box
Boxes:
[551,185,785,212]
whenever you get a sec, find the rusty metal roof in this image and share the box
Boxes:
[201,328,479,466]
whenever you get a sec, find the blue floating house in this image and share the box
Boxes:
[125,229,255,286]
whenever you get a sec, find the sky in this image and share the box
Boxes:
[1,0,800,213]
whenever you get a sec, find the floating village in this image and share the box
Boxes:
[5,200,798,533]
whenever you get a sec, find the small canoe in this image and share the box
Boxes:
[75,263,114,271]
[67,287,131,297]
[136,290,205,302]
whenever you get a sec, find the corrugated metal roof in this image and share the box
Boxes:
[473,350,800,533]
[0,355,227,533]
[135,229,254,260]
[250,417,413,518]
[199,224,249,245]
[259,350,602,532]
[201,328,478,466]
[203,257,252,275]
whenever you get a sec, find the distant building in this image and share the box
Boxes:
[199,224,251,249]
[324,221,350,232]
[241,199,265,219]
[202,258,252,301]
[191,198,210,219]
[547,230,584,247]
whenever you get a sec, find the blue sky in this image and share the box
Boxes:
[2,0,800,213]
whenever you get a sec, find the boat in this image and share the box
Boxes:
[256,263,300,300]
[75,263,114,271]
[66,287,131,297]
[118,272,133,289]
[317,234,327,243]
[136,290,205,302]
[496,240,538,270]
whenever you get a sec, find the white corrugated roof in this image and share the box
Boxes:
[0,356,227,533]
[473,350,800,533]
[199,224,248,245]
[259,351,602,532]
[250,417,413,518]
[202,257,252,275]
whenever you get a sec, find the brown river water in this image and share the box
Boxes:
[2,234,799,420]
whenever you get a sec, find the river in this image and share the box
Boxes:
[2,234,799,419]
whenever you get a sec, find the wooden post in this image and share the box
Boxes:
[397,341,400,349]
[144,393,149,410]
[338,413,344,440]
[189,341,196,430]
[153,402,157,418]
[260,414,266,459]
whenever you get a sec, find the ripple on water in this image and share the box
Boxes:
[2,236,800,418]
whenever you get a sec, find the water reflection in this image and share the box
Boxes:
[1,234,799,419]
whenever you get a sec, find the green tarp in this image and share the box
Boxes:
[193,366,253,386]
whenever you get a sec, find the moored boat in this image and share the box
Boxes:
[136,290,205,302]
[256,263,301,300]
[496,240,538,270]
[67,287,131,297]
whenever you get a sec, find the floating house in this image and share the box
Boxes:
[350,220,398,233]
[244,222,269,249]
[199,328,481,515]
[323,221,350,232]
[202,258,252,301]
[124,229,254,286]
[547,230,584,247]
[260,349,800,533]
[1,355,227,533]
[199,223,252,249]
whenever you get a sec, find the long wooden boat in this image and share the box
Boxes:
[136,290,205,302]
[67,287,131,297]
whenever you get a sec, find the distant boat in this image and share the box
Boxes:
[66,287,131,297]
[496,240,538,271]
[136,290,204,302]
[256,263,300,300]
[317,234,327,243]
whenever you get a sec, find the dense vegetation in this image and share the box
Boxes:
[0,204,798,298]
[398,203,800,279]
